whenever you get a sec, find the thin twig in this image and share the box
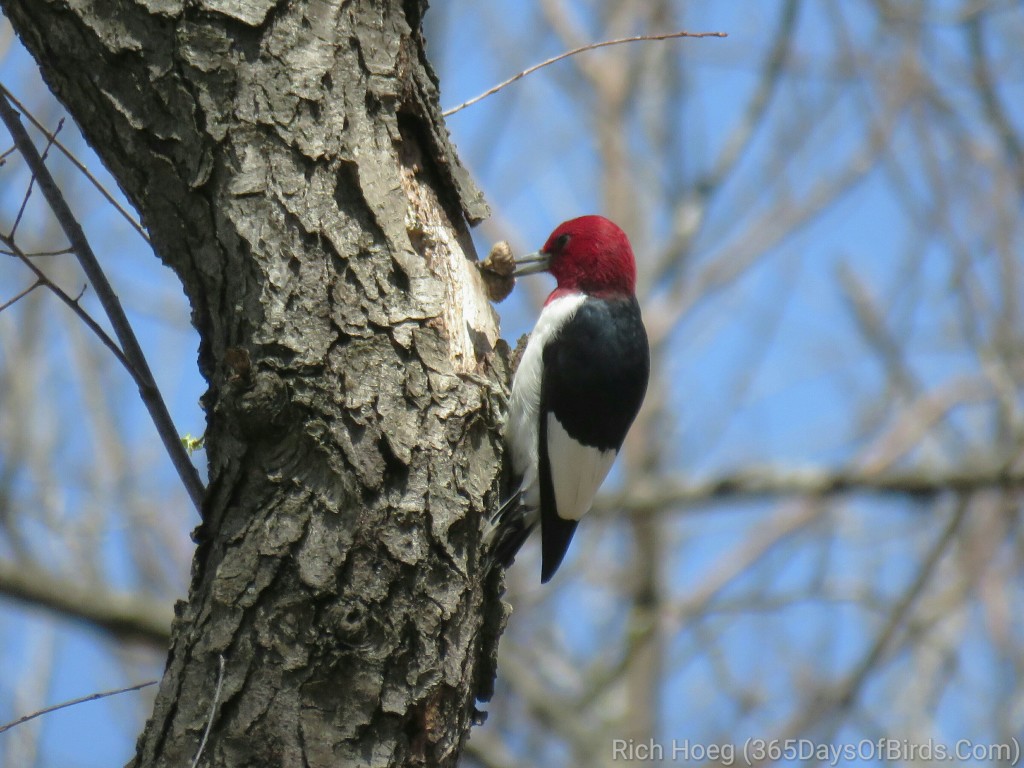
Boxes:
[191,655,226,768]
[0,236,135,372]
[695,0,797,199]
[832,497,969,711]
[0,83,151,243]
[442,30,727,117]
[0,92,206,512]
[0,279,42,314]
[0,246,75,257]
[966,17,1024,177]
[0,680,158,734]
[9,118,62,240]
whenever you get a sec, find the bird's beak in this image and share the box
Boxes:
[513,250,551,277]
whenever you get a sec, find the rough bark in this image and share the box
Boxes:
[1,0,508,765]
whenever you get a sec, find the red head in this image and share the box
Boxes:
[514,215,637,296]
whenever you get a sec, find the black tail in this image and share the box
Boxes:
[482,490,536,573]
[539,513,578,584]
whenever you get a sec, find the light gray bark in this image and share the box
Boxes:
[1,0,508,765]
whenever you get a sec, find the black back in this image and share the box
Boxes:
[538,295,649,581]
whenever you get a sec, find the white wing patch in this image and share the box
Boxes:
[546,413,618,521]
[506,293,587,509]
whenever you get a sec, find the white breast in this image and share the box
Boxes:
[506,292,586,508]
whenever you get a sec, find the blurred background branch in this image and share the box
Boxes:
[2,0,1024,764]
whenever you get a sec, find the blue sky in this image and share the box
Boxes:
[3,1,1024,765]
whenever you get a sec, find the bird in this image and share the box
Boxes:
[486,215,650,583]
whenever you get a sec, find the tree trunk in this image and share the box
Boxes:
[1,1,507,765]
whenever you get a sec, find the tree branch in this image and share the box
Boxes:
[0,236,135,372]
[0,277,42,313]
[0,680,158,735]
[966,15,1024,183]
[443,30,727,116]
[597,463,1024,514]
[0,92,205,512]
[0,84,150,243]
[0,557,172,647]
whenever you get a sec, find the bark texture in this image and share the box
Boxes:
[1,0,508,765]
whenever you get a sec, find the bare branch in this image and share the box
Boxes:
[765,497,971,746]
[830,498,969,711]
[0,557,172,647]
[697,0,799,195]
[8,116,61,240]
[443,30,727,116]
[0,236,135,371]
[596,462,1024,515]
[0,680,158,735]
[965,16,1024,184]
[0,84,150,243]
[0,278,41,314]
[0,92,205,512]
[190,656,226,768]
[0,246,75,257]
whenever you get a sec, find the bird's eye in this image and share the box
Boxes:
[554,233,571,251]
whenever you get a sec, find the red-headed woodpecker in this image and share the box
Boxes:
[487,215,650,582]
